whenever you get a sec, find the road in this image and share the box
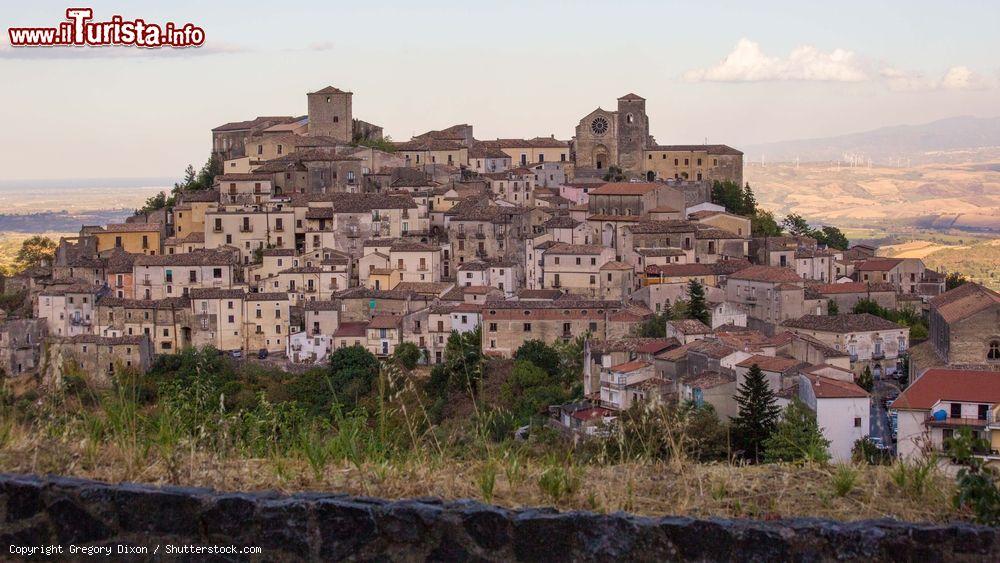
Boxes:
[871,377,902,454]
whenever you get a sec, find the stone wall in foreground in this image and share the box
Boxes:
[1,473,997,561]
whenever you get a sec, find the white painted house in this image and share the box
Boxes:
[798,373,870,463]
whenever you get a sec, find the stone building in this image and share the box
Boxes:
[572,93,743,183]
[782,314,909,377]
[481,300,625,358]
[908,283,1000,377]
[0,318,47,377]
[47,335,153,386]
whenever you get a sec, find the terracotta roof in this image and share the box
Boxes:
[649,144,743,156]
[188,288,246,299]
[609,360,651,373]
[805,374,869,399]
[669,319,712,334]
[542,216,582,229]
[571,407,614,422]
[728,265,802,284]
[892,368,1000,410]
[304,300,340,311]
[736,354,803,373]
[333,322,368,337]
[929,283,1000,324]
[600,261,633,271]
[309,86,351,95]
[782,313,904,333]
[626,220,697,234]
[618,93,646,101]
[683,370,736,389]
[368,315,403,329]
[246,292,289,301]
[589,182,664,196]
[134,249,236,267]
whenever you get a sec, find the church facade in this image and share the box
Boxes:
[572,93,743,185]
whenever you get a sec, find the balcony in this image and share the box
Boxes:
[744,294,757,302]
[475,233,486,240]
[304,287,316,293]
[872,351,885,360]
[141,279,151,286]
[213,226,224,233]
[274,225,284,232]
[240,225,254,233]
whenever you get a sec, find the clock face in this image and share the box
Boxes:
[591,117,609,136]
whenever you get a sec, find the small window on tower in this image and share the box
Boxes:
[326,96,331,102]
[333,116,339,123]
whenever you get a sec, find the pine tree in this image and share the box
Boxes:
[763,398,830,463]
[730,364,781,462]
[686,279,710,326]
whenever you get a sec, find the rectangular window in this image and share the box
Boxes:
[523,323,531,332]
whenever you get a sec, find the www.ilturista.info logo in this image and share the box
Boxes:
[8,8,205,48]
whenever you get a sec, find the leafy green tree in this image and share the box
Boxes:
[686,279,710,326]
[636,305,672,338]
[682,403,731,462]
[393,341,421,370]
[763,399,831,463]
[14,235,56,271]
[139,191,169,214]
[427,326,483,397]
[327,344,380,409]
[730,364,781,462]
[946,272,969,291]
[750,209,783,237]
[514,340,561,379]
[711,180,745,214]
[857,365,874,392]
[827,299,839,315]
[782,214,813,237]
[500,360,570,423]
[816,226,850,250]
[947,427,1000,525]
[353,135,397,153]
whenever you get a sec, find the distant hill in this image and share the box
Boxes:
[743,116,1000,165]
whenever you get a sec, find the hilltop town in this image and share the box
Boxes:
[2,85,999,469]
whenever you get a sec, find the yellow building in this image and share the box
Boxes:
[93,223,162,256]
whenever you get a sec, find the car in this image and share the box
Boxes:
[869,437,887,449]
[229,349,243,359]
[257,348,269,359]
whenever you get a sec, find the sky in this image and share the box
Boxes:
[2,0,999,181]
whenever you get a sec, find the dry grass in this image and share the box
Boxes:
[0,434,958,523]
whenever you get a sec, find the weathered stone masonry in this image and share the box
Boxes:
[1,473,998,561]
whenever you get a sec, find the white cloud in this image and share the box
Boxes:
[882,65,991,91]
[683,38,868,83]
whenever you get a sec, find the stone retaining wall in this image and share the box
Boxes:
[1,473,997,561]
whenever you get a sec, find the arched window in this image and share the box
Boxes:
[989,340,1000,361]
[626,113,634,124]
